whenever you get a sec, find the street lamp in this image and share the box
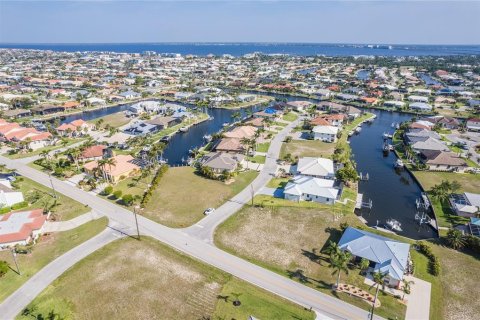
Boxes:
[11,247,20,275]
[133,205,141,240]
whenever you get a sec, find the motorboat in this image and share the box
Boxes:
[386,219,403,232]
[355,127,362,133]
[179,126,188,132]
[383,133,393,139]
[203,134,212,142]
[394,159,404,168]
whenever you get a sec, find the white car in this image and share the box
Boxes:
[204,208,215,215]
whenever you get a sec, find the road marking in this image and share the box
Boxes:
[194,224,204,228]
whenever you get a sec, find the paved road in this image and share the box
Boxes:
[183,118,300,242]
[0,119,381,320]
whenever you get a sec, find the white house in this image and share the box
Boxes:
[0,209,49,248]
[284,175,340,205]
[466,118,480,132]
[312,125,339,143]
[0,179,24,207]
[409,102,433,112]
[384,101,405,109]
[450,193,480,217]
[296,157,335,179]
[408,95,430,103]
[237,94,256,103]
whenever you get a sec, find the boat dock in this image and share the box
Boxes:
[355,193,363,209]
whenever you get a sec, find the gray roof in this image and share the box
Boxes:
[200,152,244,171]
[338,227,410,281]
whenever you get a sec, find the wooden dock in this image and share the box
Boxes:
[355,193,363,209]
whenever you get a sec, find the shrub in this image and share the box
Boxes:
[141,165,168,206]
[122,194,134,206]
[416,241,440,276]
[0,207,11,214]
[113,190,122,199]
[11,201,28,210]
[103,186,113,195]
[0,260,9,278]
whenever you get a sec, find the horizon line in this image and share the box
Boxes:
[1,42,480,46]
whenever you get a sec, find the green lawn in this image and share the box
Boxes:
[140,167,258,227]
[280,140,336,159]
[247,155,266,164]
[413,171,480,193]
[282,112,298,122]
[255,142,271,153]
[266,177,290,188]
[18,236,313,320]
[90,112,131,128]
[12,176,90,221]
[0,217,108,303]
[214,205,406,320]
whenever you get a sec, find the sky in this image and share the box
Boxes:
[0,1,479,44]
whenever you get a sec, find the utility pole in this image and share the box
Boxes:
[133,205,141,240]
[250,184,254,206]
[47,167,57,199]
[11,248,20,275]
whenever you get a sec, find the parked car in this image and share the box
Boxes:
[204,208,215,215]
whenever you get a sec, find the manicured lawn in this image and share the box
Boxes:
[141,167,258,227]
[266,177,290,188]
[214,205,406,320]
[280,140,336,159]
[282,112,298,122]
[13,176,90,221]
[413,171,480,193]
[247,155,266,164]
[18,237,313,320]
[430,197,469,228]
[90,112,131,128]
[255,142,270,153]
[0,217,108,303]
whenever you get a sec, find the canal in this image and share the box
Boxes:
[349,110,437,240]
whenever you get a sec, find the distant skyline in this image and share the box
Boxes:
[1,1,480,45]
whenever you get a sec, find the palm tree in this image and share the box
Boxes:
[359,258,370,274]
[445,228,466,250]
[231,111,241,122]
[370,271,387,320]
[69,148,81,171]
[96,159,108,182]
[402,279,414,300]
[103,157,117,183]
[240,137,253,156]
[329,250,351,288]
[324,240,341,256]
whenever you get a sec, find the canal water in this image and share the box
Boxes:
[356,69,371,81]
[349,110,437,240]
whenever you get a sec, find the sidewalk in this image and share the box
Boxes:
[43,210,104,232]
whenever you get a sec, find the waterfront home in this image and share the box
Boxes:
[408,95,430,103]
[284,175,340,205]
[466,118,480,131]
[410,120,434,131]
[405,129,441,144]
[83,154,140,183]
[419,150,468,172]
[422,116,460,130]
[146,116,180,130]
[56,119,94,137]
[124,121,158,136]
[336,93,358,101]
[224,125,257,140]
[0,209,49,248]
[384,100,405,109]
[63,101,81,109]
[174,91,194,100]
[119,90,141,99]
[468,218,480,238]
[0,120,52,150]
[0,178,24,208]
[317,101,347,112]
[317,114,345,127]
[199,152,245,174]
[296,157,335,179]
[244,117,265,129]
[215,138,245,154]
[450,193,480,217]
[86,97,106,106]
[338,227,410,289]
[467,99,480,108]
[31,105,66,115]
[312,125,339,143]
[314,88,333,100]
[253,110,279,121]
[286,101,313,112]
[409,102,433,112]
[237,94,256,102]
[411,137,449,153]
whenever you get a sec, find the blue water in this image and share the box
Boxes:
[1,43,479,56]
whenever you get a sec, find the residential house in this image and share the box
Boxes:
[312,125,339,143]
[284,175,340,205]
[409,102,433,112]
[119,90,141,99]
[0,178,24,207]
[199,152,245,174]
[419,150,468,172]
[77,145,108,162]
[146,116,181,130]
[296,157,335,179]
[338,227,410,289]
[286,101,313,112]
[215,138,245,153]
[0,209,49,248]
[450,193,480,217]
[466,118,480,131]
[124,121,158,136]
[237,94,256,102]
[56,119,93,137]
[83,154,140,183]
[31,105,66,115]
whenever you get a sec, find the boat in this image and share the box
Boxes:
[348,131,354,137]
[421,193,431,209]
[179,126,188,132]
[222,122,229,127]
[355,127,362,133]
[391,122,396,128]
[383,133,393,139]
[394,159,404,168]
[382,142,390,156]
[203,134,212,142]
[160,136,170,143]
[396,123,400,129]
[386,219,403,232]
[389,144,394,151]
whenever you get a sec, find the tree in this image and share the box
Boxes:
[445,228,466,250]
[0,260,9,278]
[402,279,414,300]
[113,190,122,199]
[430,180,460,203]
[335,164,358,185]
[324,240,341,256]
[122,194,134,206]
[359,258,370,274]
[370,271,387,320]
[103,186,113,195]
[329,250,351,288]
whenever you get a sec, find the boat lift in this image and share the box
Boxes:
[359,172,369,181]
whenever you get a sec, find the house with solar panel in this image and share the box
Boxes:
[338,227,411,289]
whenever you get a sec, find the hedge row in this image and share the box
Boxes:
[0,201,29,215]
[141,165,168,206]
[416,241,440,276]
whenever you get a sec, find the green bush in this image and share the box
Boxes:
[141,165,168,206]
[11,201,28,210]
[0,207,11,214]
[0,260,9,278]
[122,194,134,206]
[416,241,440,276]
[103,186,113,195]
[113,190,122,199]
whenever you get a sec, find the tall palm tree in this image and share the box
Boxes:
[240,137,253,155]
[446,228,466,250]
[96,159,108,182]
[370,271,387,320]
[329,251,351,288]
[325,240,341,256]
[103,157,117,183]
[69,148,81,171]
